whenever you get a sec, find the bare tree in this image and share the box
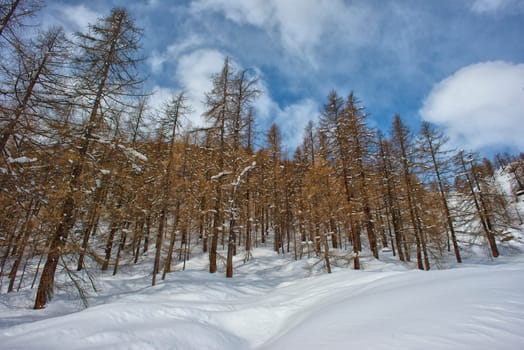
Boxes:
[418,122,461,263]
[391,114,430,270]
[152,92,190,286]
[457,151,499,258]
[34,8,143,309]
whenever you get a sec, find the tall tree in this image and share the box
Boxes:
[341,92,378,259]
[1,27,69,155]
[418,122,461,263]
[377,132,406,261]
[267,123,284,254]
[457,151,499,258]
[152,92,190,285]
[204,57,259,276]
[204,57,235,274]
[391,114,430,270]
[34,8,143,309]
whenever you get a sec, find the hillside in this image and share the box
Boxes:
[1,156,524,349]
[1,248,524,350]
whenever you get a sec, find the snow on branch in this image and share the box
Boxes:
[7,156,38,164]
[232,162,256,187]
[211,171,232,181]
[117,144,148,162]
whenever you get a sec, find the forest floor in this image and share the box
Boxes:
[1,240,524,350]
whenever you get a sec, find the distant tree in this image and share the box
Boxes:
[377,132,406,261]
[341,92,378,259]
[267,123,284,254]
[391,114,430,270]
[204,57,259,276]
[418,122,461,263]
[457,151,500,258]
[319,90,360,268]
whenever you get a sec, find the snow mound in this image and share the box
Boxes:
[1,249,524,349]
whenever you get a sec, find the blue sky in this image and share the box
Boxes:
[39,0,524,156]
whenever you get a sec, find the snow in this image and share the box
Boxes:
[1,248,524,350]
[1,164,523,349]
[211,171,232,180]
[117,144,148,162]
[7,156,37,164]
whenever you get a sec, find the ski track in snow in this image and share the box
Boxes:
[1,249,524,350]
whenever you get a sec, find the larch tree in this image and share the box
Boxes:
[225,68,259,277]
[457,151,500,258]
[320,90,367,268]
[0,0,42,48]
[391,114,430,270]
[267,123,284,254]
[1,27,69,155]
[204,57,236,274]
[418,121,461,263]
[377,132,407,261]
[1,27,70,293]
[152,92,190,286]
[34,8,143,309]
[203,57,259,276]
[341,92,378,259]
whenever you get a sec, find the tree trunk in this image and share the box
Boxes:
[112,229,127,276]
[34,196,75,309]
[102,220,119,271]
[7,200,36,292]
[163,202,180,279]
[324,233,332,273]
[152,208,166,285]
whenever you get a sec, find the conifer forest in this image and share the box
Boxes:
[1,2,523,314]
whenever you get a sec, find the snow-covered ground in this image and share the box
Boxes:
[1,248,523,350]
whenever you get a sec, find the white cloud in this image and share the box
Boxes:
[170,49,318,151]
[55,4,101,32]
[274,99,319,152]
[420,61,524,151]
[175,49,226,127]
[148,86,178,113]
[251,79,319,151]
[192,0,271,27]
[148,49,226,131]
[191,0,376,63]
[148,35,204,74]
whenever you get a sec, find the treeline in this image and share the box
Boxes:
[1,3,523,309]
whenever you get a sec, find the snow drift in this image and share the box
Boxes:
[1,249,524,350]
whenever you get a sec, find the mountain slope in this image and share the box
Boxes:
[1,249,524,350]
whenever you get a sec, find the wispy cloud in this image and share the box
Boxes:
[37,0,524,156]
[469,0,524,14]
[43,3,102,34]
[191,0,377,65]
[148,34,205,74]
[253,80,319,150]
